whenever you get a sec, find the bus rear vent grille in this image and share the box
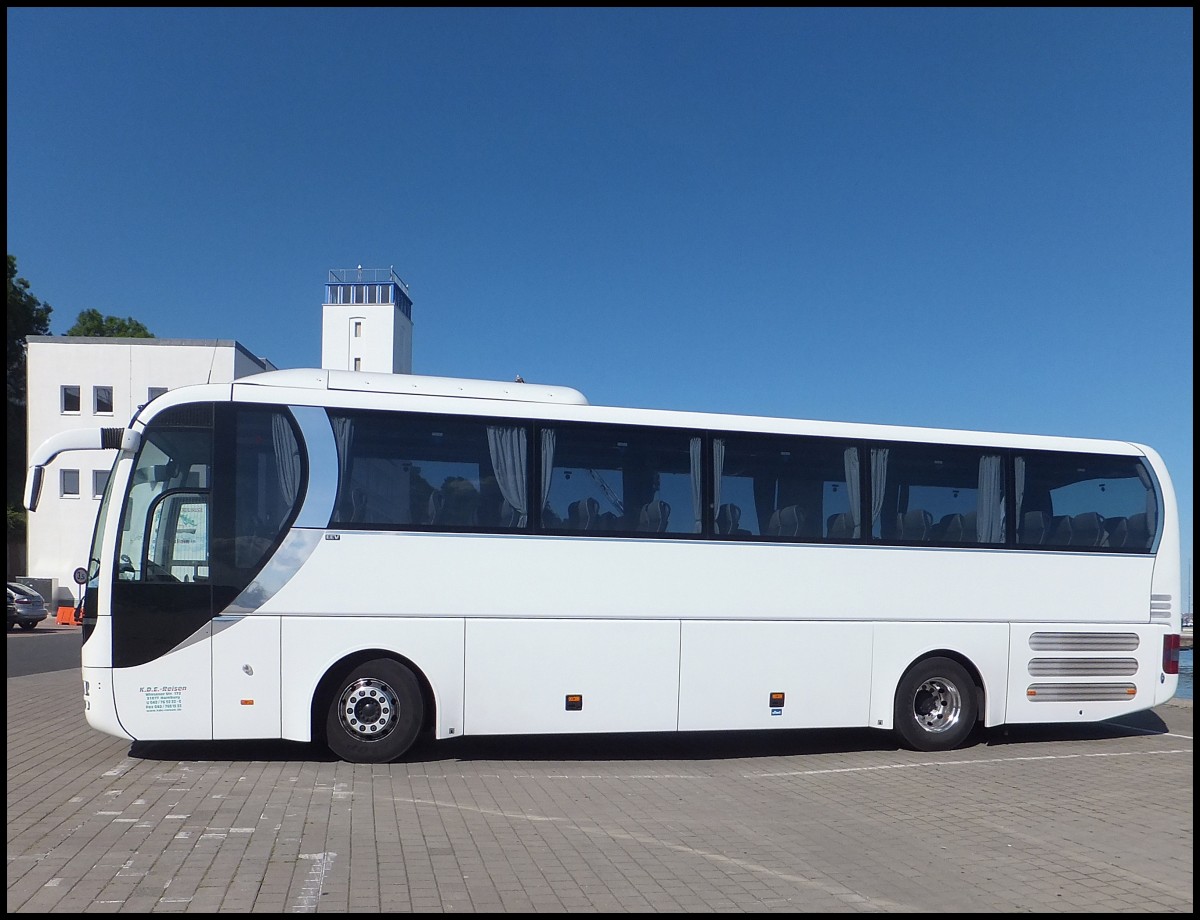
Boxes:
[1150,594,1173,621]
[1028,658,1138,677]
[1027,683,1137,702]
[1028,632,1139,652]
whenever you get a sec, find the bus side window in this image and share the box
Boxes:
[1015,452,1157,552]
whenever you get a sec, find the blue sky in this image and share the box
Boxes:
[7,9,1193,591]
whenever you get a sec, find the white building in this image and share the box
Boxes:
[21,267,415,609]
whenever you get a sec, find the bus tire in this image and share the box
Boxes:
[324,658,423,763]
[894,656,978,752]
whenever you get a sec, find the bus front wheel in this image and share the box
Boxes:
[324,658,423,763]
[894,657,978,752]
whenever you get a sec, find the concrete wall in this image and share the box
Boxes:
[321,303,412,374]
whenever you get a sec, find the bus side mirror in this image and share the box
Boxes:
[24,466,44,512]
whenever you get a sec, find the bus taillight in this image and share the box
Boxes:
[1162,634,1180,675]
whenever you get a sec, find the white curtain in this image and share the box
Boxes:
[870,448,889,538]
[272,413,301,509]
[843,447,861,537]
[712,439,725,531]
[539,429,557,521]
[487,426,528,526]
[976,454,1003,543]
[690,437,704,533]
[1014,456,1026,523]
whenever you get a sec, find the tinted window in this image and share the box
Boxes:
[872,444,1006,545]
[1015,452,1156,551]
[329,411,529,530]
[542,425,701,535]
[231,408,304,570]
[714,434,858,540]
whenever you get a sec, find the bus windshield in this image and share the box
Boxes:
[83,459,120,587]
[117,427,212,584]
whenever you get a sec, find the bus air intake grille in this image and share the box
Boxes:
[1150,594,1173,621]
[1028,632,1139,652]
[1026,683,1137,702]
[100,427,126,449]
[1027,658,1138,677]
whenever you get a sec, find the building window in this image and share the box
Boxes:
[353,321,362,338]
[61,469,80,498]
[353,358,362,371]
[148,386,168,402]
[62,385,81,413]
[94,385,114,414]
[93,469,110,498]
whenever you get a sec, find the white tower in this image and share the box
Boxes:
[321,266,414,374]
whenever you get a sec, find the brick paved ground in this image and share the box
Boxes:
[7,665,1193,913]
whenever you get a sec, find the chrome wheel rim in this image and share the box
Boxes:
[338,678,400,741]
[911,677,963,734]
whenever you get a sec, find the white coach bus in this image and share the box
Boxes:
[25,368,1183,763]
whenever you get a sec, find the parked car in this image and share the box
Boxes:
[7,582,49,631]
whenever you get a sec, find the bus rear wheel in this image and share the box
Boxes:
[894,657,978,752]
[324,658,423,763]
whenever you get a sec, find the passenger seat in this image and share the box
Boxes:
[1020,511,1049,545]
[1125,513,1150,550]
[827,513,855,541]
[766,505,804,537]
[716,503,749,535]
[568,497,601,530]
[899,509,932,541]
[637,500,671,532]
[1102,516,1128,548]
[1069,512,1104,547]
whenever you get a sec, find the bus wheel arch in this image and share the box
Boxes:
[893,652,983,752]
[314,651,435,763]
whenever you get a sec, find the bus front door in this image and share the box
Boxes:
[109,490,215,741]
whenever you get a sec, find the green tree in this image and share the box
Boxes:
[7,255,53,513]
[66,308,154,338]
